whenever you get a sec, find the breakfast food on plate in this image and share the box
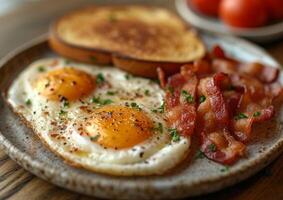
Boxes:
[6,4,283,176]
[158,45,282,164]
[7,58,190,176]
[7,43,282,175]
[49,5,205,78]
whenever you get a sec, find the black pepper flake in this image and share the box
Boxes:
[139,152,144,158]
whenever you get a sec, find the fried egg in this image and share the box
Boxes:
[7,58,190,176]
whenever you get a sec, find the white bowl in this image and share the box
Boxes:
[175,0,283,43]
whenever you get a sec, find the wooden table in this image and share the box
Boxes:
[0,1,283,199]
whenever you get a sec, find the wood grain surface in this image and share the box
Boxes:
[0,1,283,200]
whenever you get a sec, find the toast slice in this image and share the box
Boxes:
[49,5,205,78]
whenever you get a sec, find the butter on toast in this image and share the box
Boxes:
[49,5,205,77]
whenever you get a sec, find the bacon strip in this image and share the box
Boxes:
[165,67,198,136]
[212,46,279,84]
[206,73,230,127]
[200,130,245,165]
[198,73,246,164]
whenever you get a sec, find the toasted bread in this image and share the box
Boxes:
[49,5,205,77]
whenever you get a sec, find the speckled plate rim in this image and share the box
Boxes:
[0,33,283,200]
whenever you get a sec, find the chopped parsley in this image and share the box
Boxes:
[152,102,165,113]
[253,111,261,117]
[106,91,116,96]
[90,134,100,141]
[59,110,67,116]
[102,99,113,105]
[62,98,69,108]
[96,73,105,84]
[130,102,142,111]
[199,95,206,103]
[181,90,194,103]
[168,128,180,142]
[208,144,217,152]
[91,97,113,105]
[124,74,131,80]
[153,122,163,134]
[25,99,32,106]
[37,66,46,72]
[91,97,100,104]
[144,89,150,96]
[151,79,160,84]
[195,150,205,159]
[220,166,229,172]
[90,56,97,62]
[234,113,248,120]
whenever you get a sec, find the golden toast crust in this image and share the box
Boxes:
[49,5,206,77]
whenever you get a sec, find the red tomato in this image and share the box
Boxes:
[220,0,268,28]
[189,0,222,16]
[265,0,283,20]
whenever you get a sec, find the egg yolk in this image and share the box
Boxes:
[34,68,94,101]
[85,105,153,149]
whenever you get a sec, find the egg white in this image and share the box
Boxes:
[7,58,191,176]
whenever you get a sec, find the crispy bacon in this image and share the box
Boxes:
[229,75,276,142]
[197,73,246,164]
[213,57,279,84]
[200,130,245,165]
[164,67,198,136]
[206,73,230,127]
[161,45,282,165]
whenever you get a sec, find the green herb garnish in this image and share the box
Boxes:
[153,122,163,134]
[151,79,160,84]
[253,111,261,117]
[125,74,131,80]
[168,128,180,142]
[220,166,229,172]
[37,66,46,72]
[144,89,150,96]
[59,110,67,116]
[90,134,100,141]
[106,91,116,96]
[181,90,194,103]
[234,113,248,120]
[62,98,69,108]
[91,97,100,104]
[195,150,205,159]
[208,144,217,152]
[96,73,105,84]
[91,97,113,105]
[101,99,113,105]
[25,99,32,106]
[199,95,206,103]
[130,102,142,111]
[151,102,165,113]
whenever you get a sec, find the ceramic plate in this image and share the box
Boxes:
[0,33,283,200]
[175,0,283,43]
